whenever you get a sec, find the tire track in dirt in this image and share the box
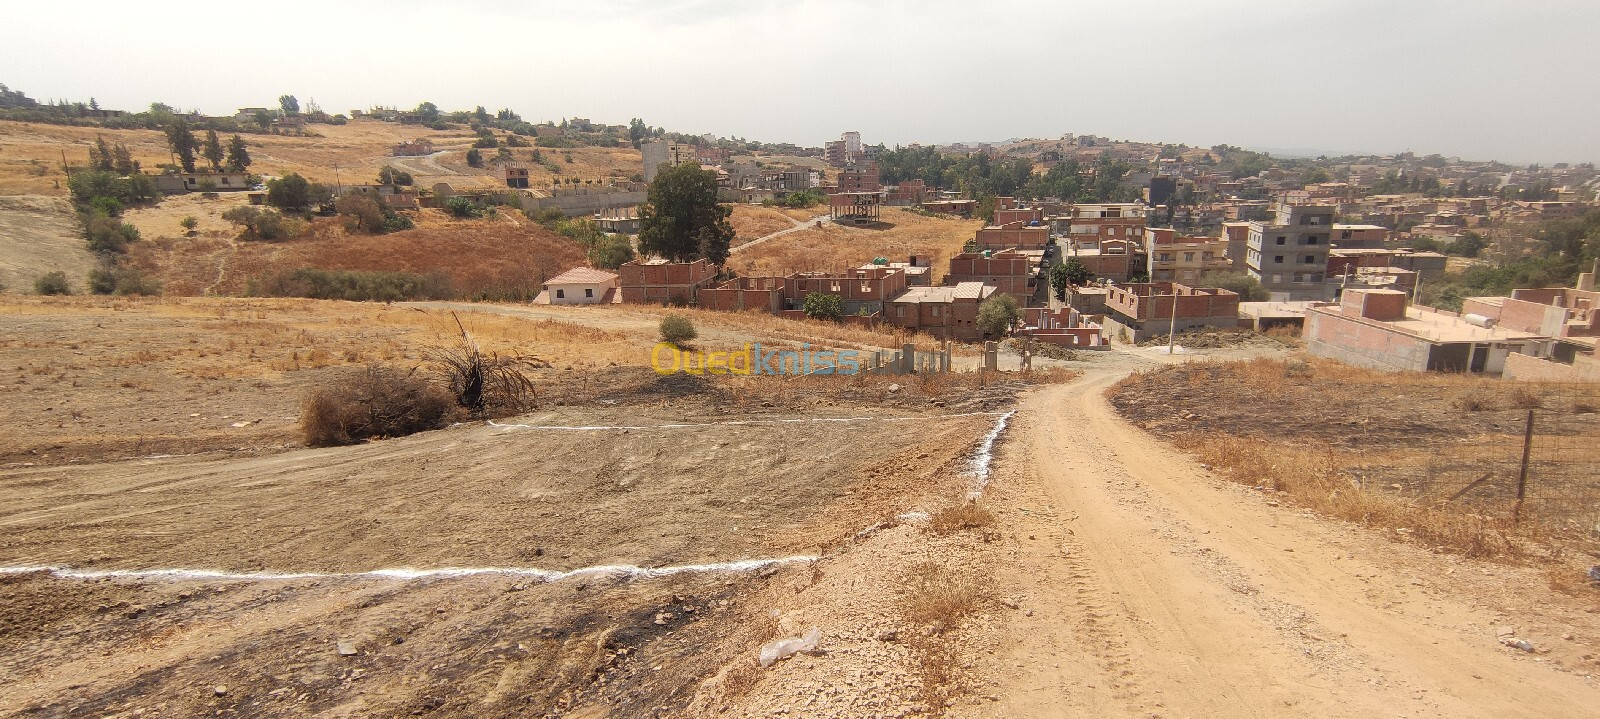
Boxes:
[976,367,1600,719]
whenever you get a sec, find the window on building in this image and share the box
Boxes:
[931,306,941,317]
[1274,255,1284,264]
[585,288,594,298]
[555,289,565,299]
[1341,230,1352,239]
[1305,235,1320,245]
[1303,255,1315,264]
[1272,274,1283,284]
[1183,252,1195,262]
[1157,253,1172,262]
[1275,236,1286,245]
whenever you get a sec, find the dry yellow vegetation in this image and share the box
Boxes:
[0,118,641,196]
[732,207,981,282]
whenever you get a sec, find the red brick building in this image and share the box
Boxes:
[617,258,717,304]
[885,282,996,341]
[945,248,1036,304]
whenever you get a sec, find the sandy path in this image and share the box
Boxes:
[980,368,1598,718]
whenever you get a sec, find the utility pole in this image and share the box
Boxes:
[1167,285,1179,355]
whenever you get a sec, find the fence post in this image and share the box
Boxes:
[1513,408,1534,524]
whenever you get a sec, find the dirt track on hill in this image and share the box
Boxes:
[973,368,1600,718]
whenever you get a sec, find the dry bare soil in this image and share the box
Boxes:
[0,195,95,293]
[0,296,1036,717]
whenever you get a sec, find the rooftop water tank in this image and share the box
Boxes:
[1462,313,1497,328]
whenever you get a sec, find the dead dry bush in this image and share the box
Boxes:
[928,502,995,533]
[429,312,540,416]
[301,364,458,447]
[900,561,982,634]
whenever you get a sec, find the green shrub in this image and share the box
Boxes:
[89,195,123,216]
[659,315,697,346]
[443,196,482,218]
[34,271,70,295]
[803,292,844,321]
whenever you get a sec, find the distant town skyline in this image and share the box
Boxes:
[5,0,1597,164]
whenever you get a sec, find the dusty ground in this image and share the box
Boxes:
[732,207,981,283]
[962,366,1600,718]
[0,194,95,293]
[3,301,1598,717]
[728,204,806,244]
[0,296,1033,718]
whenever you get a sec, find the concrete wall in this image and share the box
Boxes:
[1502,351,1600,382]
[523,190,647,217]
[1304,309,1432,372]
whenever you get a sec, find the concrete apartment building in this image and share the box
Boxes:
[641,140,696,183]
[945,248,1036,304]
[885,282,996,341]
[617,258,717,304]
[1101,282,1242,342]
[1144,228,1232,284]
[1246,203,1336,300]
[1304,289,1544,373]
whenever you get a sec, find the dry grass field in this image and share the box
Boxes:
[732,207,981,282]
[1109,356,1600,563]
[0,118,642,196]
[123,208,587,298]
[728,204,809,242]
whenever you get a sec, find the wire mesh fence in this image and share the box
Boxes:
[1417,383,1600,533]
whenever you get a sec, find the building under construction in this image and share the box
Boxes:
[829,191,883,224]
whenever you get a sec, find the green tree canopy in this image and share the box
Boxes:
[638,163,733,264]
[803,292,844,321]
[202,129,225,172]
[976,294,1021,338]
[225,135,252,172]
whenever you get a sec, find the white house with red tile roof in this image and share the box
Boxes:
[537,267,619,305]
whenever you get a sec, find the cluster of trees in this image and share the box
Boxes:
[159,119,253,173]
[1417,209,1600,311]
[767,188,824,209]
[526,207,634,269]
[877,147,1140,208]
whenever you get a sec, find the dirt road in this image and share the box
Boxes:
[977,367,1598,718]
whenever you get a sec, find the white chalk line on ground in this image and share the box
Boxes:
[7,410,1018,586]
[0,556,815,584]
[486,411,1005,432]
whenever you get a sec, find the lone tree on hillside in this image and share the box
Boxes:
[225,135,252,172]
[279,94,299,116]
[976,294,1021,338]
[638,163,733,265]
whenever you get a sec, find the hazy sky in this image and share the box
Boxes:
[6,0,1597,163]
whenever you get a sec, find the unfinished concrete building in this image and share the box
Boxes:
[1247,202,1335,300]
[1304,289,1545,373]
